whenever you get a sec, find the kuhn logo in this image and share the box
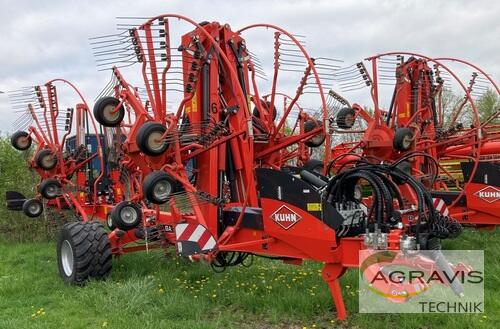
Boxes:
[270,205,302,230]
[474,186,500,203]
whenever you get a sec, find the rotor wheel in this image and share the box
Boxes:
[110,201,142,231]
[38,178,62,199]
[136,122,169,156]
[22,198,43,218]
[304,119,326,148]
[11,131,32,151]
[336,107,356,130]
[93,96,125,127]
[393,128,414,152]
[57,221,112,284]
[252,99,278,121]
[35,149,58,170]
[142,170,176,204]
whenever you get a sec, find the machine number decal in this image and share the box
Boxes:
[307,203,322,211]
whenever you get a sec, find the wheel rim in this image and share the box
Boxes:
[120,205,138,225]
[402,135,412,149]
[17,136,29,148]
[107,215,113,229]
[344,114,354,127]
[28,202,41,215]
[41,154,56,168]
[147,131,165,152]
[103,104,120,121]
[61,240,74,277]
[153,180,172,201]
[46,184,60,198]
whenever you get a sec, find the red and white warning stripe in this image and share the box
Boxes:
[175,223,216,253]
[432,198,449,216]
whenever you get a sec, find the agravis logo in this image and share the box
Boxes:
[359,250,484,314]
[474,186,500,203]
[359,251,428,299]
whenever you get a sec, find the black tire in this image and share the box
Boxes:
[252,100,277,121]
[303,159,324,174]
[304,119,326,147]
[393,127,414,151]
[35,149,58,170]
[93,96,125,127]
[11,131,32,150]
[110,201,142,230]
[38,178,62,199]
[22,198,43,218]
[136,122,169,156]
[142,170,176,204]
[336,107,356,129]
[57,221,112,284]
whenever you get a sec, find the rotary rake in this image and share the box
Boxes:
[327,52,500,228]
[32,15,471,320]
[7,80,125,226]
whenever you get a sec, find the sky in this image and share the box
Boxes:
[0,0,499,133]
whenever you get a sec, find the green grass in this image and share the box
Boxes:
[0,229,498,329]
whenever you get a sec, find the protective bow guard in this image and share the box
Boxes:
[432,198,450,216]
[175,223,217,257]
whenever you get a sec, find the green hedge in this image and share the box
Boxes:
[0,136,54,242]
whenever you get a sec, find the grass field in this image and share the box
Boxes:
[0,228,498,329]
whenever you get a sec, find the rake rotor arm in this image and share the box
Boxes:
[160,18,172,115]
[27,104,51,145]
[268,32,281,123]
[238,23,331,164]
[143,23,163,118]
[45,83,60,147]
[274,64,312,136]
[255,126,323,159]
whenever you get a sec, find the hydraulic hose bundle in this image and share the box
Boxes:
[324,159,462,247]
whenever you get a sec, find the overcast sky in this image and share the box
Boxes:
[0,0,498,133]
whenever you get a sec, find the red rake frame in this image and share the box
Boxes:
[328,52,500,227]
